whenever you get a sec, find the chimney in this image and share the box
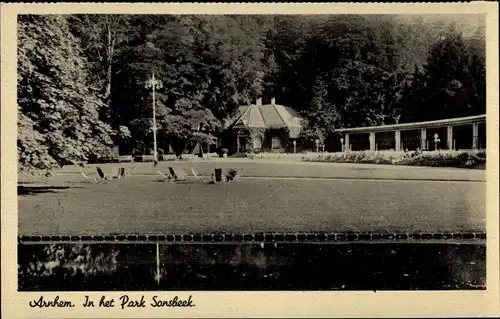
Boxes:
[256,98,262,106]
[271,97,276,105]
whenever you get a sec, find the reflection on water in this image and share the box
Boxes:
[18,243,486,291]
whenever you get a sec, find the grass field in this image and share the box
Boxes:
[47,159,486,181]
[18,160,486,236]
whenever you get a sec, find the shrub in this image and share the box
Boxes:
[164,154,177,161]
[301,150,485,169]
[118,155,133,163]
[247,152,309,160]
[203,152,219,159]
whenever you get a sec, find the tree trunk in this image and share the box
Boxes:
[104,17,117,109]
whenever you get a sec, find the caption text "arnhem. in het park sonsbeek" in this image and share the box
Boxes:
[30,295,196,309]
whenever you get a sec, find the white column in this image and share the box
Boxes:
[472,122,479,149]
[345,133,350,152]
[447,125,454,150]
[237,136,240,153]
[369,132,376,151]
[395,130,401,151]
[420,128,427,150]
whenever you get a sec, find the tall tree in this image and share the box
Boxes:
[401,28,486,122]
[57,14,485,155]
[68,15,131,107]
[270,16,412,133]
[18,15,113,172]
[98,15,270,154]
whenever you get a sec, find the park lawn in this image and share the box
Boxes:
[47,160,487,182]
[18,175,485,236]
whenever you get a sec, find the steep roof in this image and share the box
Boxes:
[222,105,249,130]
[233,103,304,129]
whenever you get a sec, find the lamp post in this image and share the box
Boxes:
[315,139,319,153]
[293,140,296,154]
[340,137,344,152]
[145,72,163,163]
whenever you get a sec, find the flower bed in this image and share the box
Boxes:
[302,150,486,169]
[246,152,308,160]
[134,155,154,162]
[163,154,178,161]
[203,152,219,159]
[302,150,401,165]
[118,155,134,163]
[397,150,486,169]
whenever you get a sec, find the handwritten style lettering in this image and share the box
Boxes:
[119,295,146,309]
[99,296,115,307]
[82,296,94,307]
[151,295,195,307]
[29,296,75,308]
[31,295,195,309]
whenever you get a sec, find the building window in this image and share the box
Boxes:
[294,118,301,126]
[272,137,282,149]
[253,135,262,150]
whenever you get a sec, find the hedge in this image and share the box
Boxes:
[302,150,486,169]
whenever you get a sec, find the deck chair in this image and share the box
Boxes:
[157,170,173,182]
[80,168,98,183]
[191,168,211,183]
[123,167,136,178]
[226,169,245,182]
[214,168,224,183]
[169,167,188,181]
[96,167,112,183]
[110,167,126,179]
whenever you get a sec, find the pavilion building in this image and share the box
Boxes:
[335,114,486,152]
[228,98,305,154]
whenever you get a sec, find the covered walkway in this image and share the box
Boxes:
[335,115,486,151]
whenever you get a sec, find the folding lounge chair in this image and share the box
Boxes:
[123,167,136,178]
[109,167,125,179]
[214,168,224,183]
[191,168,211,183]
[96,167,113,183]
[226,169,245,182]
[80,168,98,183]
[157,170,173,182]
[169,167,188,181]
[234,169,244,180]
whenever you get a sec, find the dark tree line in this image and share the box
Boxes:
[17,14,485,171]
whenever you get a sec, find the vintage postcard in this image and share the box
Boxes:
[2,2,499,318]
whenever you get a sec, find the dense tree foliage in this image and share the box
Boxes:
[400,30,486,122]
[17,14,486,171]
[18,15,114,172]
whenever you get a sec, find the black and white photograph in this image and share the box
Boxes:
[2,2,499,318]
